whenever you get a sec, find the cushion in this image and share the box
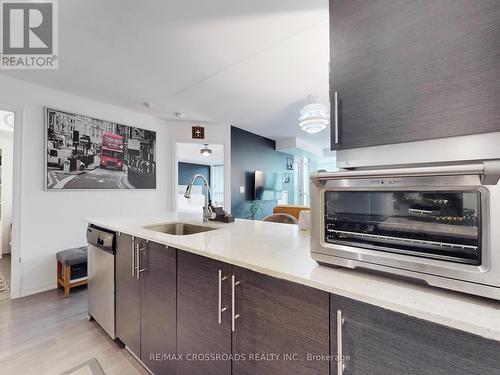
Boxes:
[57,246,88,266]
[273,205,310,220]
[262,213,299,224]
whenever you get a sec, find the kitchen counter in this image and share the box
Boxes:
[86,213,500,342]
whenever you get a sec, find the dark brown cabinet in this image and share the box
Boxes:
[115,233,140,355]
[116,238,500,375]
[329,0,500,150]
[115,235,176,373]
[330,295,500,375]
[141,242,177,374]
[176,251,232,375]
[176,252,330,375]
[232,267,330,375]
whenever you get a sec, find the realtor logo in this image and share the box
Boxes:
[0,0,58,69]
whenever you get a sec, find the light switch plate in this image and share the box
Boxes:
[240,186,245,194]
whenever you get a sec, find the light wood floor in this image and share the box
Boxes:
[0,286,148,374]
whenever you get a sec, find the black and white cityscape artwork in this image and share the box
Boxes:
[46,108,157,190]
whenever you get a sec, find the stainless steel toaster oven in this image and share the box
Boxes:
[310,160,500,300]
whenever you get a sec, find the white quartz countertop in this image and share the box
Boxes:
[85,213,500,342]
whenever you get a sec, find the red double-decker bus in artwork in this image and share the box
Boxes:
[100,133,124,170]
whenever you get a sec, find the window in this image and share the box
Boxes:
[293,154,337,207]
[102,149,123,158]
[211,164,224,207]
[293,156,311,206]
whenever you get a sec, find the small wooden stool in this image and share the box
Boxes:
[57,247,88,297]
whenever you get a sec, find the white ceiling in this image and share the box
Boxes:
[3,0,330,147]
[177,143,224,165]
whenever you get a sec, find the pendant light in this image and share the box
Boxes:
[298,95,329,134]
[200,143,212,157]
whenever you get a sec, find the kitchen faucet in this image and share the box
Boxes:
[184,174,216,223]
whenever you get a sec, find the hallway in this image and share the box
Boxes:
[0,254,10,300]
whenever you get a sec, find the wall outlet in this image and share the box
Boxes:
[240,186,245,194]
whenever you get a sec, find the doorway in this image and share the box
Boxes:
[0,110,14,300]
[174,143,225,214]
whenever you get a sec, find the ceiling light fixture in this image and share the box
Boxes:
[298,95,329,134]
[200,143,212,157]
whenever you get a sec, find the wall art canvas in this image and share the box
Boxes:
[45,108,157,190]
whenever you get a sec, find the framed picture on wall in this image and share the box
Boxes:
[45,107,157,190]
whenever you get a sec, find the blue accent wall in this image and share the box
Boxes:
[231,126,294,220]
[178,162,210,186]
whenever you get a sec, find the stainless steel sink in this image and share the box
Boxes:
[143,222,219,235]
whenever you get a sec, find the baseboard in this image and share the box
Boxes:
[20,282,56,298]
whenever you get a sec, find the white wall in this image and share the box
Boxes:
[0,74,171,297]
[0,131,14,255]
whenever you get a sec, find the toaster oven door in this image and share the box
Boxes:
[324,190,482,265]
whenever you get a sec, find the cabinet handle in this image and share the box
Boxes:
[136,243,148,278]
[337,309,345,375]
[138,246,147,275]
[333,91,339,144]
[231,275,241,332]
[131,237,136,277]
[218,270,228,325]
[135,243,140,280]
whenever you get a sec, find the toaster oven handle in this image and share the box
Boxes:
[313,162,495,181]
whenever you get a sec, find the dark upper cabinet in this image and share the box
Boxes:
[115,233,141,355]
[330,294,500,375]
[140,242,177,375]
[330,0,500,150]
[232,266,330,375]
[176,251,232,375]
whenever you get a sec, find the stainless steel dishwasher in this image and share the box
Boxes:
[87,225,116,339]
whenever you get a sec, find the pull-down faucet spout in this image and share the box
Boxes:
[184,174,216,223]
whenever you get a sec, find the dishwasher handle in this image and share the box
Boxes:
[86,225,115,253]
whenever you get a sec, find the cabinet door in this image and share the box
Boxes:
[140,242,177,374]
[177,251,232,375]
[232,267,330,375]
[115,234,141,355]
[330,0,500,150]
[330,295,500,375]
